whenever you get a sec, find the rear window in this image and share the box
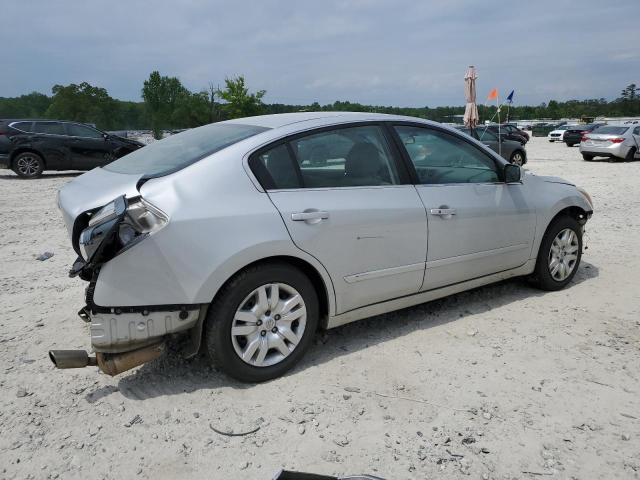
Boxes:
[103,123,269,176]
[592,126,628,135]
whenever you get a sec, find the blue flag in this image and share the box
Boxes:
[506,90,515,104]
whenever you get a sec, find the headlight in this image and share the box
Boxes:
[576,186,593,209]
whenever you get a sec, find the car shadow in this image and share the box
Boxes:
[86,261,599,402]
[0,172,81,180]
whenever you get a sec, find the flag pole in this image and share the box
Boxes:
[497,93,501,157]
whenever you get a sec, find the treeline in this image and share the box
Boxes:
[1,74,638,137]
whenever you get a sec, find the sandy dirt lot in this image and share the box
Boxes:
[1,135,639,480]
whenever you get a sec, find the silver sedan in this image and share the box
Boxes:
[49,112,593,382]
[580,124,640,162]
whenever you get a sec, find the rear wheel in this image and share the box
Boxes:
[625,147,637,162]
[204,262,319,382]
[530,216,582,291]
[13,152,44,178]
[510,151,525,166]
[582,154,594,161]
[566,142,575,147]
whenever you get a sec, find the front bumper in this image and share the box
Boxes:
[0,154,9,169]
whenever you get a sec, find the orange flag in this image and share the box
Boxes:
[487,88,498,101]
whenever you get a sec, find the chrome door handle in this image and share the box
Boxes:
[429,208,456,216]
[291,211,329,221]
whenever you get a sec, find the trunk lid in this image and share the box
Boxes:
[58,167,144,238]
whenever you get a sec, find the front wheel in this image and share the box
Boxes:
[530,216,582,291]
[510,151,525,166]
[13,152,44,178]
[204,262,319,382]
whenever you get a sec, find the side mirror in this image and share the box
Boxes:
[504,163,521,183]
[102,133,109,140]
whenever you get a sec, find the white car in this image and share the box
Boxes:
[547,125,573,142]
[49,112,594,382]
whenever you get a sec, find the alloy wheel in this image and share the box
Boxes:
[511,152,524,166]
[231,283,307,367]
[548,228,579,281]
[16,156,40,177]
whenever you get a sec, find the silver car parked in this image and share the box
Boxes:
[50,112,593,382]
[580,125,640,162]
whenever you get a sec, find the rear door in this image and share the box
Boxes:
[65,123,111,170]
[31,121,71,168]
[250,123,428,314]
[391,124,536,291]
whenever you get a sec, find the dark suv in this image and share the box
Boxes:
[563,124,606,147]
[484,124,529,144]
[0,119,144,178]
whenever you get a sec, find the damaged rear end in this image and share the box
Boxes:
[51,179,202,376]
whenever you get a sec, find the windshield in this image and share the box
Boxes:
[592,126,628,135]
[104,123,269,176]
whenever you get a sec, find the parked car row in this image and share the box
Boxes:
[455,126,527,165]
[543,121,640,162]
[0,119,145,178]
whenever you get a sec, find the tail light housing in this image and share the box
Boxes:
[610,137,625,144]
[580,135,588,142]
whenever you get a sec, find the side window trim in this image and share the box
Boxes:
[249,121,412,191]
[387,122,505,185]
[9,121,34,133]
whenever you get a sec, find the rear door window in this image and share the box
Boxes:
[250,143,302,189]
[33,122,66,135]
[291,125,401,188]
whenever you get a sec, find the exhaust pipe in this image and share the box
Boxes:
[49,342,164,376]
[49,350,97,369]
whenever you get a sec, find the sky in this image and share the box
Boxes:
[2,0,638,107]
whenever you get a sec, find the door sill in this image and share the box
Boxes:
[327,259,536,329]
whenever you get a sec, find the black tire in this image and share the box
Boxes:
[582,154,594,161]
[566,142,575,147]
[510,150,525,166]
[13,152,44,179]
[204,262,319,382]
[625,147,636,162]
[530,215,582,291]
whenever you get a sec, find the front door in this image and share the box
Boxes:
[392,124,536,291]
[252,124,428,314]
[65,123,112,170]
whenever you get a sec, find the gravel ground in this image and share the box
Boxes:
[1,135,639,480]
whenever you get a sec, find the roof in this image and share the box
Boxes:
[224,111,428,129]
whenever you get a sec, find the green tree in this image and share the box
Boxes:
[142,71,189,138]
[45,82,117,129]
[171,90,211,128]
[217,76,266,119]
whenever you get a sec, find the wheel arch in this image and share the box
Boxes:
[533,204,590,262]
[207,254,334,328]
[10,147,46,169]
[187,254,334,358]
